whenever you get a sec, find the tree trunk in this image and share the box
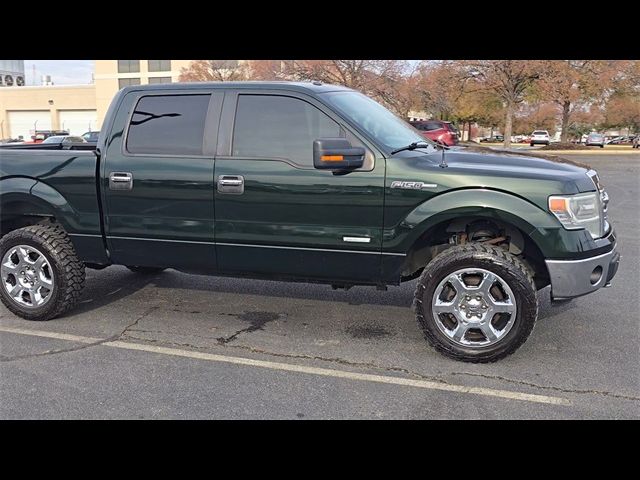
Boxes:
[490,126,494,140]
[560,101,571,143]
[503,102,514,148]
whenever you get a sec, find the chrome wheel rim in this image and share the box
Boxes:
[431,267,517,348]
[1,245,54,308]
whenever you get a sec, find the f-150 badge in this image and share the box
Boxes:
[390,181,437,190]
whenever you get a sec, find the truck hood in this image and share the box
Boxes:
[400,147,597,193]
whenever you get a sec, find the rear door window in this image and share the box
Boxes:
[126,94,210,155]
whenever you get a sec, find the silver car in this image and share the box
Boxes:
[585,132,605,148]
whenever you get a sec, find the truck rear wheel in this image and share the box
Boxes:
[414,243,537,363]
[0,223,86,321]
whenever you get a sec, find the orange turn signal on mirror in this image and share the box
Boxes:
[549,197,568,212]
[321,155,344,161]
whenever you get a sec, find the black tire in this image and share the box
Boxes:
[530,143,534,147]
[126,266,166,274]
[600,144,604,148]
[414,243,537,363]
[0,223,85,321]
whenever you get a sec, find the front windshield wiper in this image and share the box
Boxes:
[390,141,433,155]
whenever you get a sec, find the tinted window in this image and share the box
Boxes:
[533,131,548,135]
[233,95,341,166]
[127,94,210,156]
[119,78,141,89]
[117,60,140,73]
[148,60,171,72]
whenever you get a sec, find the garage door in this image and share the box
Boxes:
[58,110,98,136]
[8,111,52,140]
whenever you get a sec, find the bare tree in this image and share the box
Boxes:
[535,60,620,142]
[283,60,414,114]
[461,61,541,148]
[179,60,247,82]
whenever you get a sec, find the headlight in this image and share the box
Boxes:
[548,192,602,238]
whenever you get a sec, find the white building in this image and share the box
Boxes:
[0,60,26,87]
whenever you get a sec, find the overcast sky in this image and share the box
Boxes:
[24,60,94,85]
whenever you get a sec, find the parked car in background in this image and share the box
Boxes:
[586,132,605,148]
[0,135,92,151]
[82,131,100,142]
[479,135,504,143]
[23,130,70,144]
[530,130,550,146]
[633,135,639,148]
[409,120,459,146]
[606,135,634,145]
[42,135,87,145]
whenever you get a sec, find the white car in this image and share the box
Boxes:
[530,130,550,146]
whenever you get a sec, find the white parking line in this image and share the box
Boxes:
[0,326,571,406]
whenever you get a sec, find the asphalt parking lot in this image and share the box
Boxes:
[1,153,639,419]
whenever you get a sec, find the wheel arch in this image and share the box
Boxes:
[0,177,77,237]
[396,189,554,288]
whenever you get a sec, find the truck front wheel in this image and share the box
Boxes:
[0,224,86,321]
[414,243,537,363]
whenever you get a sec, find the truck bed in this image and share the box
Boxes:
[0,148,105,262]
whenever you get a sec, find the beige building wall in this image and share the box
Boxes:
[0,85,96,139]
[1,60,238,136]
[95,60,194,128]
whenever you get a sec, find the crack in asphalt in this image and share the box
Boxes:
[216,311,282,345]
[449,372,640,402]
[0,306,159,363]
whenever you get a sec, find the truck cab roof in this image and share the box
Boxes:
[119,81,352,95]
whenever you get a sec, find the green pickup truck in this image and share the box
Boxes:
[0,82,619,362]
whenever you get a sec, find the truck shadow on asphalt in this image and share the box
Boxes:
[73,266,577,321]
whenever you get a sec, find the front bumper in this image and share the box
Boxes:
[545,244,620,300]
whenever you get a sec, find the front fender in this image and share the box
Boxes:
[384,188,562,254]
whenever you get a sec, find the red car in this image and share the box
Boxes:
[409,120,459,146]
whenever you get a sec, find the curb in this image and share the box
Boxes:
[532,150,640,155]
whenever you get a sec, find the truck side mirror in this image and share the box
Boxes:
[313,138,365,171]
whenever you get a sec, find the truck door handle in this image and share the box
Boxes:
[109,172,133,190]
[217,175,244,194]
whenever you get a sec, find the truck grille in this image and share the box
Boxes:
[587,170,609,237]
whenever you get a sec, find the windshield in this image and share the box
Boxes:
[42,136,65,143]
[320,91,428,151]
